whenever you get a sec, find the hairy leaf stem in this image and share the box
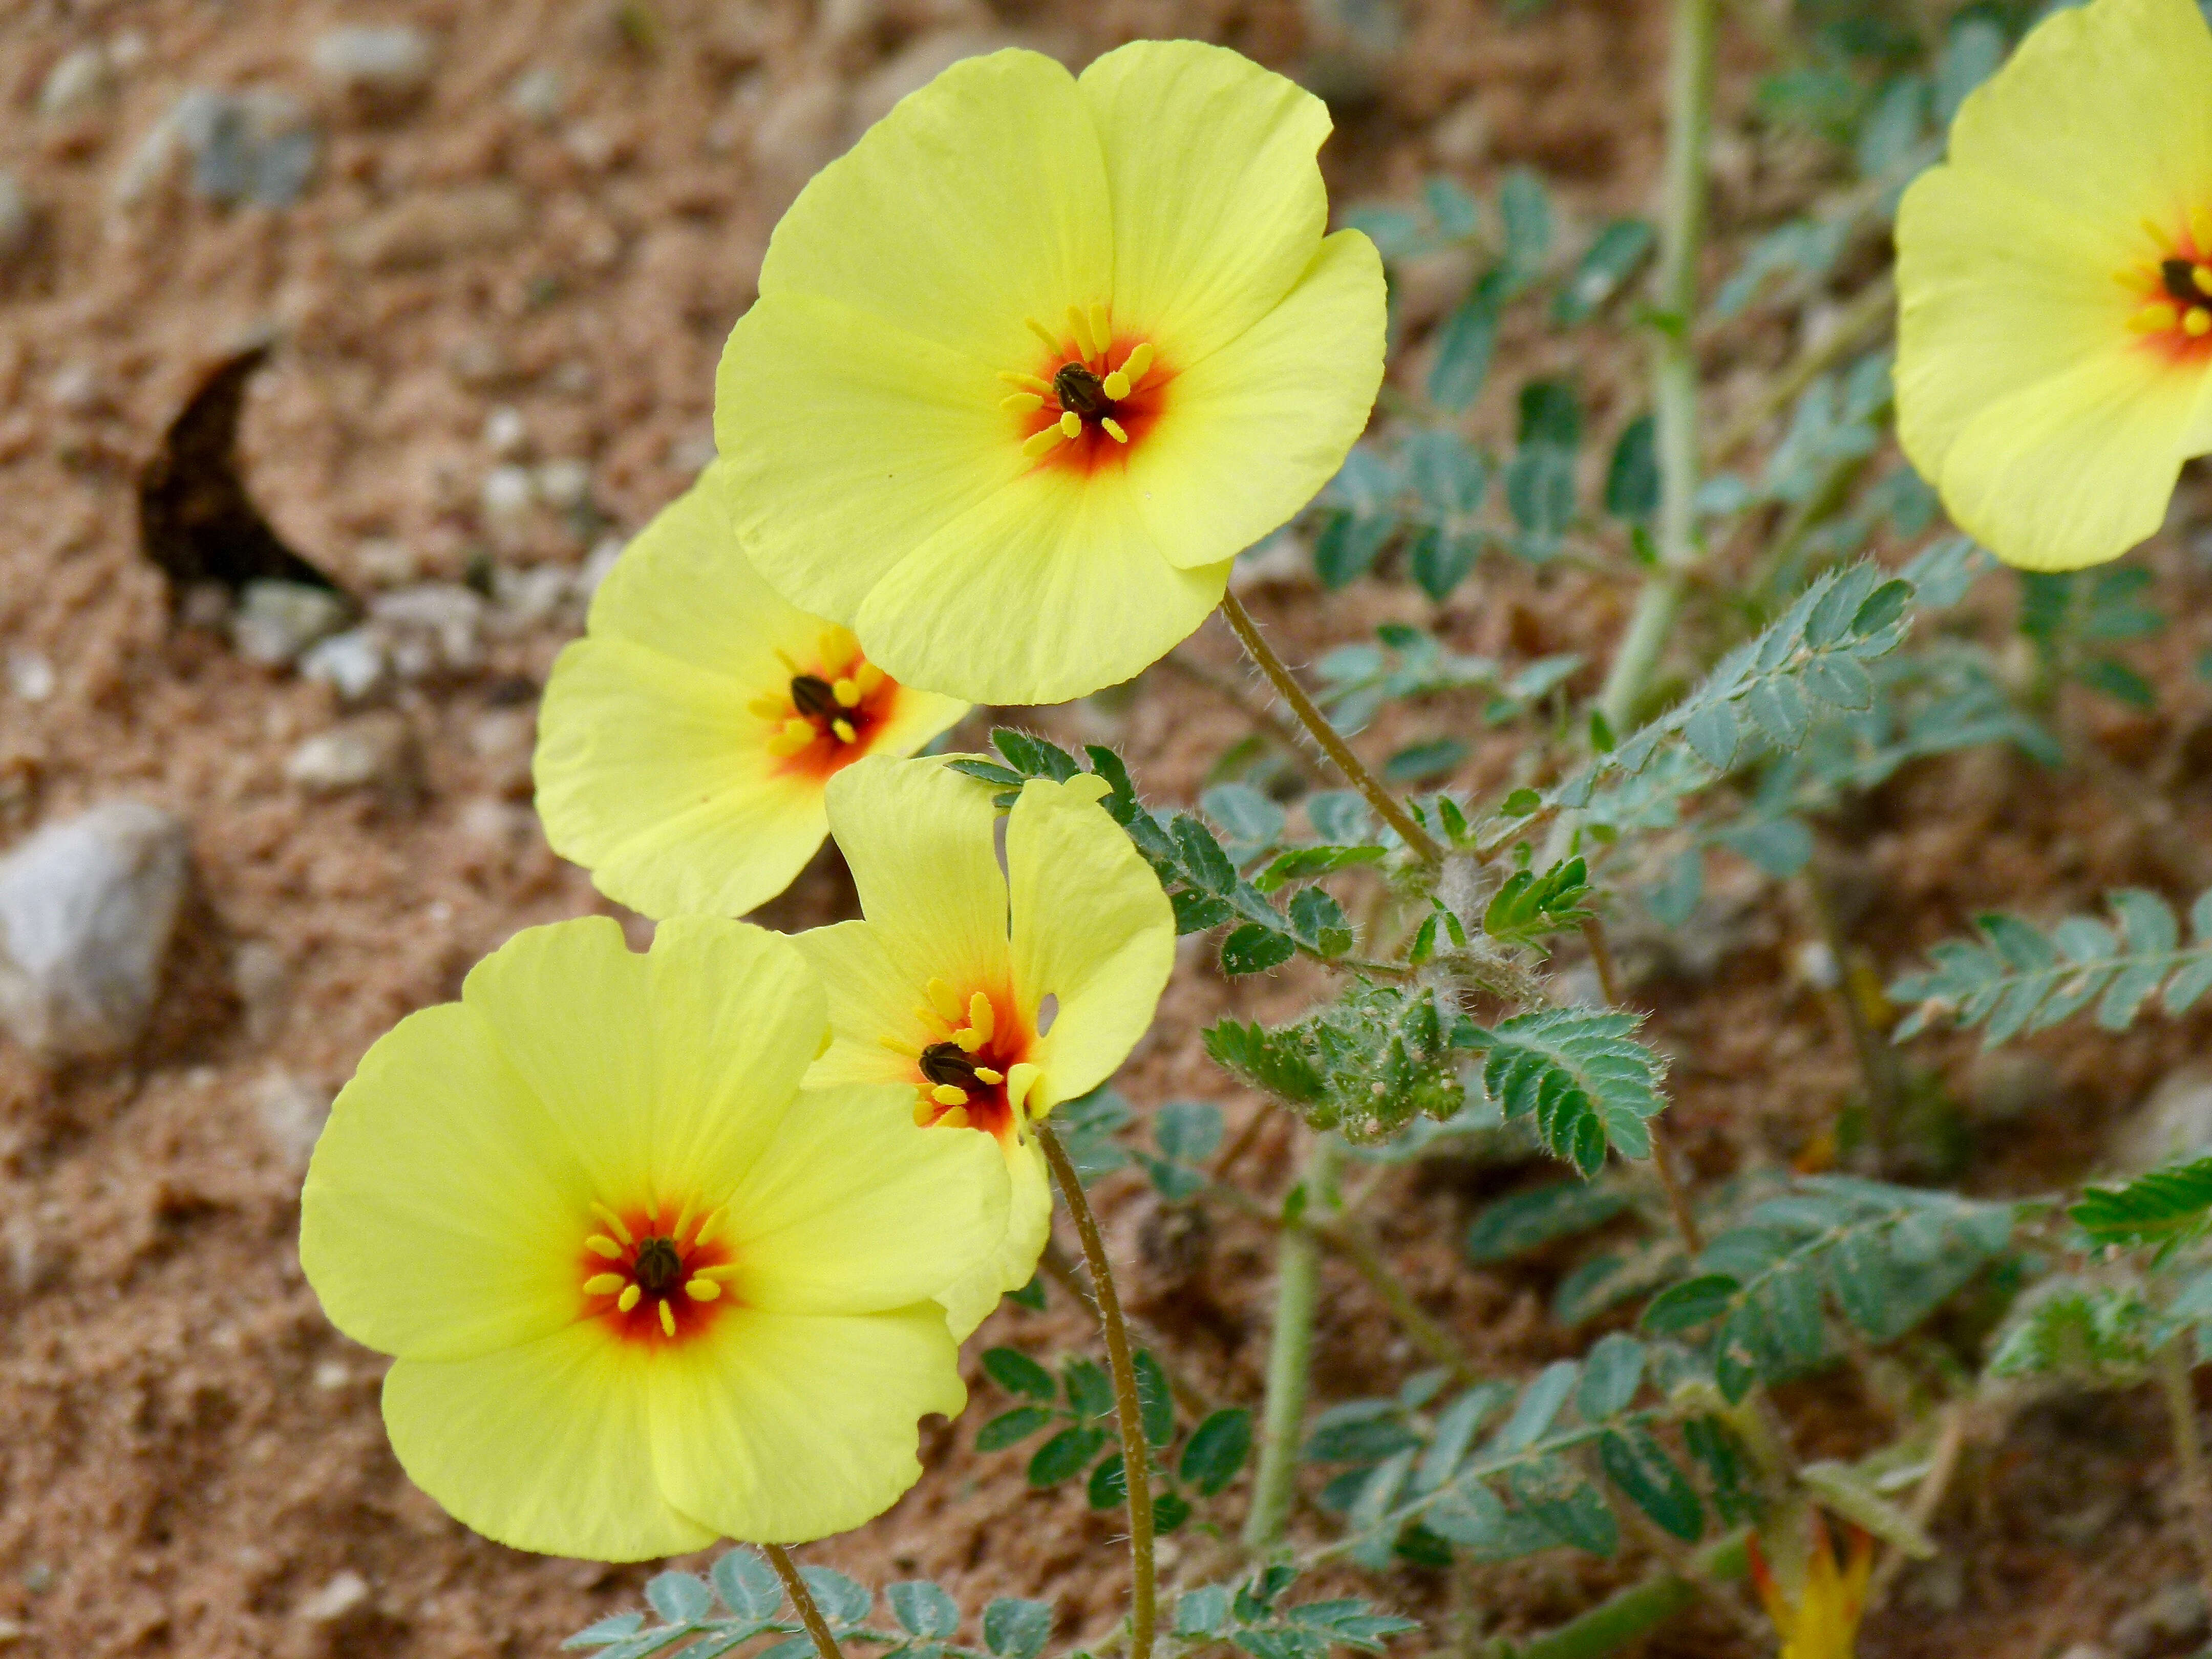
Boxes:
[1594,0,1718,734]
[1580,919,1703,1255]
[1243,1132,1347,1551]
[1219,590,1447,863]
[765,1544,846,1659]
[2158,1338,2212,1619]
[1036,1122,1156,1659]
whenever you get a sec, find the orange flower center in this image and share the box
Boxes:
[2125,220,2212,361]
[577,1198,735,1346]
[896,977,1037,1144]
[998,303,1167,473]
[750,626,897,778]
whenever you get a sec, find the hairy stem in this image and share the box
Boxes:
[1580,919,1703,1255]
[1243,1132,1348,1551]
[2158,1338,2212,1619]
[1596,0,1718,734]
[1036,1122,1156,1659]
[765,1544,846,1659]
[1219,591,1447,863]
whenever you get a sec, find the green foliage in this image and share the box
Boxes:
[1460,1008,1670,1177]
[2018,565,2166,711]
[1642,1177,2015,1400]
[1889,888,2212,1044]
[1464,1180,1632,1265]
[1204,981,1467,1143]
[1171,1566,1418,1659]
[1133,1100,1223,1202]
[1314,624,1580,734]
[2072,1159,2212,1263]
[1481,857,1594,950]
[1986,1278,2172,1383]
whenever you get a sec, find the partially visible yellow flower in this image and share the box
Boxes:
[1749,1516,1873,1659]
[299,915,1009,1560]
[714,40,1386,705]
[534,472,967,920]
[1896,0,2212,570]
[794,755,1176,1336]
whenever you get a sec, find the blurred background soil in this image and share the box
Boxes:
[7,0,2212,1655]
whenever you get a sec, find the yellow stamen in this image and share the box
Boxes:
[583,1273,625,1296]
[585,1235,623,1260]
[618,1284,642,1313]
[1001,392,1045,414]
[766,727,813,758]
[998,370,1054,395]
[2186,307,2209,336]
[932,1083,970,1107]
[974,1067,1005,1085]
[1089,303,1111,356]
[2194,267,2212,298]
[1024,316,1062,353]
[2146,217,2176,250]
[1102,369,1131,400]
[781,717,816,746]
[1120,342,1155,387]
[953,1027,986,1052]
[937,1105,970,1129]
[1100,417,1130,444]
[1022,426,1067,459]
[669,1197,695,1243]
[773,647,803,675]
[967,992,995,1040]
[913,1099,937,1126]
[658,1300,676,1337]
[747,694,786,720]
[694,1263,742,1282]
[853,662,884,697]
[818,624,858,665]
[2132,302,2180,333]
[832,717,858,743]
[927,977,964,1020]
[879,1033,922,1057]
[1058,410,1081,438]
[1067,304,1097,360]
[832,676,860,707]
[685,1278,720,1301]
[590,1203,634,1247]
[690,1205,726,1247]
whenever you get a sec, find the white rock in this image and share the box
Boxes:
[368,584,485,678]
[490,564,573,631]
[506,65,564,125]
[299,628,387,701]
[254,1072,331,1174]
[230,939,289,1042]
[39,46,115,119]
[535,457,591,512]
[297,1570,370,1624]
[480,463,536,523]
[48,361,103,415]
[310,26,436,98]
[0,803,191,1061]
[482,405,529,459]
[284,713,416,795]
[6,650,54,704]
[229,581,351,667]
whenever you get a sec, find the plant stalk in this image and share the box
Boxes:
[1036,1122,1157,1659]
[1596,0,1718,734]
[2158,1337,2212,1619]
[1243,1132,1348,1551]
[765,1544,846,1659]
[1579,919,1703,1256]
[1219,591,1447,863]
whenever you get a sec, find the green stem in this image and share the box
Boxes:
[1596,0,1718,734]
[1219,591,1447,864]
[765,1544,846,1659]
[2158,1337,2212,1619]
[1493,1534,1749,1659]
[1243,1132,1347,1551]
[1035,1123,1156,1659]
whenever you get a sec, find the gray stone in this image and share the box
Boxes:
[2113,1067,2212,1173]
[367,584,485,678]
[310,26,436,100]
[285,713,417,795]
[297,1570,370,1624]
[230,940,289,1043]
[168,87,321,208]
[481,405,528,460]
[6,650,54,704]
[39,46,115,119]
[2058,1646,2114,1659]
[0,803,192,1060]
[2113,1580,2208,1659]
[535,458,592,513]
[254,1072,331,1174]
[299,628,387,701]
[229,581,351,667]
[335,183,529,269]
[506,65,564,125]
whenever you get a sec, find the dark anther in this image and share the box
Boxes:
[2164,259,2202,303]
[633,1236,681,1292]
[789,674,838,718]
[920,1042,982,1088]
[1053,363,1111,420]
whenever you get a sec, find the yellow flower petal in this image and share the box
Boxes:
[650,1304,965,1545]
[1007,776,1177,1111]
[853,463,1232,707]
[1077,39,1332,363]
[382,1326,716,1562]
[938,1136,1054,1342]
[535,473,965,920]
[721,1083,1009,1314]
[821,757,1013,993]
[753,49,1111,371]
[301,1002,588,1362]
[1125,229,1386,570]
[793,920,940,1090]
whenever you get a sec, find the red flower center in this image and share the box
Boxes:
[577,1199,735,1347]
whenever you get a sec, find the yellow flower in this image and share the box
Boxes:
[299,915,1010,1559]
[534,472,967,921]
[1896,0,2212,570]
[1749,1516,1873,1659]
[714,41,1386,706]
[794,756,1176,1336]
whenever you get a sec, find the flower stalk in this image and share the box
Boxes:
[1035,1122,1157,1659]
[1595,0,1718,733]
[767,1544,847,1659]
[1243,1131,1347,1552]
[2158,1337,2212,1618]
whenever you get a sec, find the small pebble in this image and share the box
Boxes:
[284,713,417,795]
[39,45,115,119]
[535,458,592,512]
[480,464,536,524]
[299,628,388,703]
[229,581,351,667]
[0,173,33,267]
[47,362,103,415]
[297,1570,370,1624]
[6,650,54,703]
[254,1072,332,1175]
[310,25,437,99]
[507,65,564,124]
[482,405,529,459]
